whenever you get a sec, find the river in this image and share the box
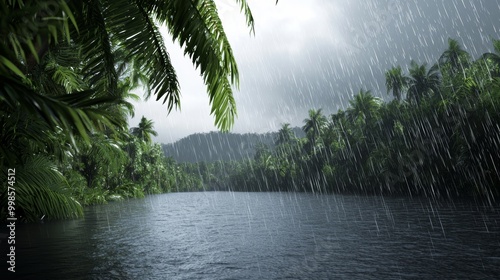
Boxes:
[2,192,500,279]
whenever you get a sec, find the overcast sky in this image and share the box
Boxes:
[129,0,500,144]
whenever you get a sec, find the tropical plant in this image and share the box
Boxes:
[482,39,500,77]
[407,61,441,104]
[302,109,328,148]
[0,155,83,222]
[275,123,296,146]
[1,0,256,134]
[347,89,381,127]
[385,66,408,101]
[438,38,470,75]
[1,0,262,221]
[131,116,159,143]
[72,134,127,189]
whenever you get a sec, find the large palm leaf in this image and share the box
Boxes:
[147,0,244,129]
[0,155,83,222]
[72,0,255,130]
[1,78,125,142]
[1,0,256,142]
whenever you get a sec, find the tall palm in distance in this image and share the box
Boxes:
[347,89,381,126]
[439,38,470,76]
[303,109,328,148]
[131,116,158,143]
[407,61,441,104]
[385,66,408,101]
[275,123,296,146]
[482,39,500,78]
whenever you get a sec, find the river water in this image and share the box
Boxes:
[2,192,500,279]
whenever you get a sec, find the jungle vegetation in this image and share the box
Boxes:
[182,38,500,203]
[1,1,498,223]
[0,0,255,222]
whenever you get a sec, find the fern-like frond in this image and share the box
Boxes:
[0,155,83,222]
[1,78,124,142]
[73,0,118,96]
[231,0,255,34]
[0,1,77,75]
[145,0,246,130]
[105,0,180,111]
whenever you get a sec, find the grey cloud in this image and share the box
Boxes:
[230,0,500,135]
[132,0,500,143]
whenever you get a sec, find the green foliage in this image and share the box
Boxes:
[302,108,328,150]
[385,66,408,101]
[131,116,158,143]
[439,38,471,75]
[0,155,83,222]
[347,89,381,127]
[407,61,441,104]
[275,123,296,146]
[0,0,259,222]
[181,38,500,202]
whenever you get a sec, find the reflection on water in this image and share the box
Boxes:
[2,192,500,279]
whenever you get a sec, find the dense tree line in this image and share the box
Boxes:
[162,129,304,163]
[2,1,496,223]
[0,0,255,222]
[188,38,500,201]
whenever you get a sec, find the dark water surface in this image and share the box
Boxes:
[2,192,500,279]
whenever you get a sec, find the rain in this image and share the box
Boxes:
[1,0,500,279]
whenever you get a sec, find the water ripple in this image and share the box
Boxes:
[2,192,500,279]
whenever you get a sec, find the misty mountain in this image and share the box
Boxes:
[162,128,305,163]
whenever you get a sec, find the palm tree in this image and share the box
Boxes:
[275,123,296,146]
[75,134,127,189]
[322,110,351,152]
[407,61,441,104]
[438,38,470,76]
[131,116,158,143]
[1,0,255,138]
[0,1,256,221]
[482,39,500,77]
[347,89,381,126]
[302,109,328,147]
[385,66,408,101]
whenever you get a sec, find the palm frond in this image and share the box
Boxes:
[105,0,180,110]
[0,1,77,74]
[231,0,255,33]
[147,0,246,130]
[1,78,124,142]
[0,155,83,222]
[74,0,118,96]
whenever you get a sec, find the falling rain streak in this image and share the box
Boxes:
[2,0,500,279]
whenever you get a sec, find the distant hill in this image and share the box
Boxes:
[162,128,304,163]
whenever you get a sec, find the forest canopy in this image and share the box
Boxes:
[176,38,500,202]
[0,0,254,222]
[1,1,499,223]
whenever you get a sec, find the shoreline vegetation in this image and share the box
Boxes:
[0,2,498,222]
[175,38,500,204]
[0,1,254,222]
